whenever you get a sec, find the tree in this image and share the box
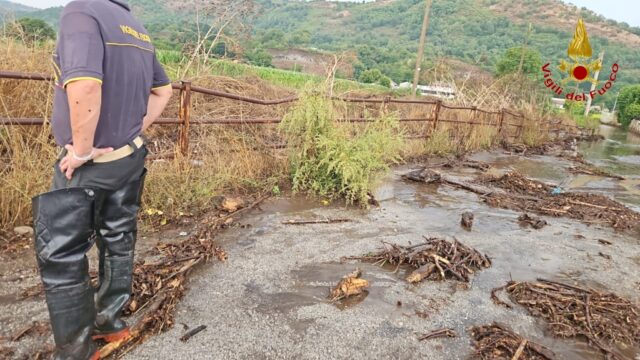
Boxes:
[260,29,286,48]
[358,68,391,88]
[287,30,311,46]
[7,18,55,43]
[245,48,272,67]
[495,47,542,78]
[617,85,640,128]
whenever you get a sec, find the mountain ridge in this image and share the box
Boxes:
[0,0,37,13]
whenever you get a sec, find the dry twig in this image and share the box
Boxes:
[492,279,640,359]
[349,237,491,283]
[469,323,555,360]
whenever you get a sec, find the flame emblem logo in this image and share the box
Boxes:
[557,19,602,84]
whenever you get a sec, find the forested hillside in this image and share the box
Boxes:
[3,0,640,107]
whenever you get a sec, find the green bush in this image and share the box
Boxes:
[281,89,403,205]
[6,18,55,44]
[495,47,542,79]
[618,85,640,128]
[358,68,391,88]
[624,103,640,124]
[245,49,273,67]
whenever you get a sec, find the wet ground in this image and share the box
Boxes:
[125,126,640,360]
[2,126,639,359]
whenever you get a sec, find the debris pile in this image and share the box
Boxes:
[517,213,548,229]
[439,159,490,172]
[329,269,370,301]
[492,279,640,359]
[0,229,31,258]
[567,165,625,180]
[11,321,50,342]
[480,172,640,232]
[502,135,602,158]
[469,323,555,360]
[98,228,227,357]
[351,237,491,283]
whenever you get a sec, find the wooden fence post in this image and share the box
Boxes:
[432,100,442,134]
[498,108,505,136]
[382,96,390,114]
[471,106,477,124]
[178,81,192,156]
[518,114,526,139]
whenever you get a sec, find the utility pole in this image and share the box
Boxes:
[612,91,620,116]
[584,50,605,117]
[518,23,532,75]
[411,0,433,98]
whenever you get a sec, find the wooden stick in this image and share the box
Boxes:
[282,218,351,225]
[512,339,527,360]
[568,200,623,211]
[418,328,457,341]
[180,325,207,342]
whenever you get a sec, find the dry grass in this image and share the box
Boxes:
[0,38,290,229]
[0,38,57,228]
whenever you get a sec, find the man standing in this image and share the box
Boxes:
[33,1,172,359]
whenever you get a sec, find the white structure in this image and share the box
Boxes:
[395,82,456,100]
[551,98,566,109]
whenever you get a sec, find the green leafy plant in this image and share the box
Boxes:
[281,89,403,205]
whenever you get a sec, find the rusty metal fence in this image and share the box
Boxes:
[0,70,590,156]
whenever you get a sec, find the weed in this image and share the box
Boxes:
[281,89,403,205]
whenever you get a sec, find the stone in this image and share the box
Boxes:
[14,226,34,236]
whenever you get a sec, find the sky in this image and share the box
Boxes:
[8,0,640,27]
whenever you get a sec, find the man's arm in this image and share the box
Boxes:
[59,80,113,179]
[66,80,102,156]
[142,85,173,132]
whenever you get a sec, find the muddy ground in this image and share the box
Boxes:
[125,150,638,360]
[1,133,639,359]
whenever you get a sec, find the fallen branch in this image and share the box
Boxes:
[492,280,639,359]
[470,323,555,360]
[349,237,491,284]
[418,328,457,341]
[282,218,351,225]
[180,325,207,342]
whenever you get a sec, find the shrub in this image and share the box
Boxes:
[281,89,403,205]
[617,85,640,128]
[358,68,391,88]
[6,18,55,44]
[245,48,273,67]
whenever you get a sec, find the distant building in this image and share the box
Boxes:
[395,82,456,100]
[551,98,566,109]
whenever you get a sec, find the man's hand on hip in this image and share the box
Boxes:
[59,144,113,180]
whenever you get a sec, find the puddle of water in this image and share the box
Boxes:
[579,126,640,178]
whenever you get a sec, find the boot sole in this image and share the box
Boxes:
[92,328,131,343]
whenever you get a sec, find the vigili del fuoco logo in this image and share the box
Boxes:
[541,19,619,101]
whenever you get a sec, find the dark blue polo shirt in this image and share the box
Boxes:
[51,0,171,149]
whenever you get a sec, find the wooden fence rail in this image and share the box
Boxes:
[0,70,590,156]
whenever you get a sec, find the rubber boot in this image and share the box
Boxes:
[94,170,146,342]
[32,188,101,360]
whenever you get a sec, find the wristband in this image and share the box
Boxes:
[72,149,94,161]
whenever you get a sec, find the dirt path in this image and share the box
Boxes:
[123,165,639,360]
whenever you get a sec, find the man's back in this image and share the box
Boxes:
[52,0,170,149]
